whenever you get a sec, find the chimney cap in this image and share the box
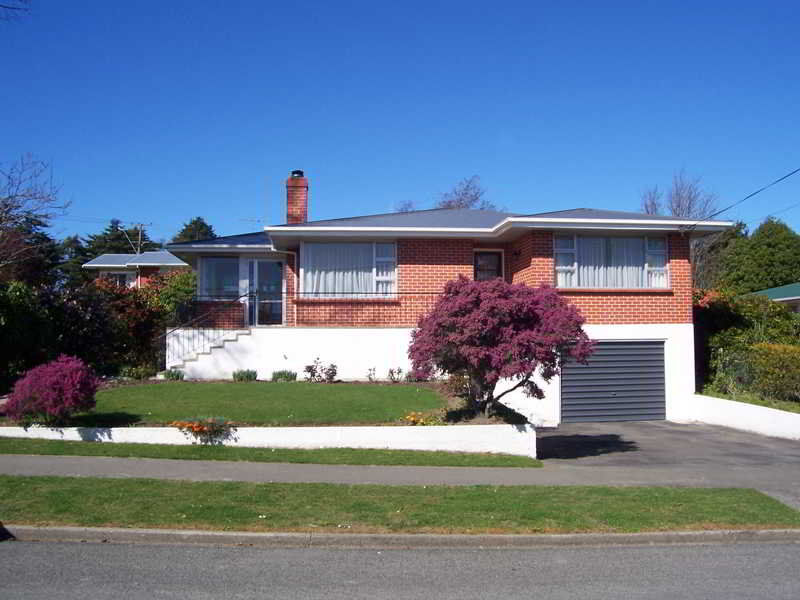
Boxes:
[290,169,305,178]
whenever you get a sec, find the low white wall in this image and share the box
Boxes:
[671,394,800,441]
[0,424,537,458]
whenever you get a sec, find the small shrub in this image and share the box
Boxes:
[366,367,376,382]
[170,417,237,445]
[304,358,338,383]
[441,372,471,398]
[749,343,800,403]
[164,369,185,381]
[6,355,99,427]
[120,365,158,380]
[233,369,258,382]
[271,369,297,382]
[403,410,445,426]
[387,367,403,383]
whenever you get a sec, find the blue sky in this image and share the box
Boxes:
[2,0,798,243]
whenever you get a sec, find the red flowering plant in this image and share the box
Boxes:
[170,417,237,445]
[6,355,99,427]
[409,276,593,416]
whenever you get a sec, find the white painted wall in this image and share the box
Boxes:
[671,394,800,440]
[167,322,695,428]
[170,327,415,381]
[498,323,695,427]
[0,424,537,458]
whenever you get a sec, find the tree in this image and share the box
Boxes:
[394,199,416,213]
[172,217,216,243]
[717,218,800,295]
[639,170,726,287]
[436,176,495,210]
[0,215,61,287]
[1,154,66,280]
[57,234,91,289]
[409,276,593,415]
[84,219,158,257]
[692,221,747,290]
[640,170,718,219]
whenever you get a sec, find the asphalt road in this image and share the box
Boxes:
[2,541,799,599]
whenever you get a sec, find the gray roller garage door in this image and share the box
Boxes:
[561,341,665,423]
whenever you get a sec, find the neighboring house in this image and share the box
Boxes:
[749,282,800,312]
[166,169,732,426]
[82,251,188,288]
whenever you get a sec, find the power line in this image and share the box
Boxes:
[708,167,800,221]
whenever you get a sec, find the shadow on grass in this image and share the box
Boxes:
[445,403,530,425]
[536,434,639,460]
[66,412,141,428]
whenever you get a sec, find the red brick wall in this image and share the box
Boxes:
[282,233,693,327]
[192,301,246,328]
[286,175,308,224]
[290,239,474,327]
[508,231,692,324]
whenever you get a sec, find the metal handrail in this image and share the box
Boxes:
[159,291,252,342]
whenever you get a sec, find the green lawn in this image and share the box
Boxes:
[0,437,541,468]
[56,382,445,427]
[702,388,800,415]
[3,475,798,534]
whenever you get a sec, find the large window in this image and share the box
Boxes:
[554,235,668,289]
[302,242,396,297]
[200,257,240,298]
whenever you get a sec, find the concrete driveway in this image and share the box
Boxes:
[537,421,800,508]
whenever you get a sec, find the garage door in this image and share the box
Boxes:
[561,341,665,423]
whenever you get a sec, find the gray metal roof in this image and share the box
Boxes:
[271,208,518,229]
[521,208,700,222]
[82,251,187,269]
[167,231,272,247]
[269,207,705,231]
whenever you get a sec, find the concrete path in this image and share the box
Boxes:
[1,421,798,507]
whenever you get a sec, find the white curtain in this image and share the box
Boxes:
[303,243,374,297]
[577,237,605,287]
[607,237,645,288]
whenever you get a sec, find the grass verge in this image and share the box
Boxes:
[0,437,541,468]
[701,388,800,415]
[2,475,799,534]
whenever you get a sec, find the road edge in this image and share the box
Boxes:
[3,524,800,549]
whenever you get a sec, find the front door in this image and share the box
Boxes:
[248,260,283,325]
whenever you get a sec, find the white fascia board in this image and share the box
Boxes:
[265,217,735,239]
[774,296,800,302]
[166,245,274,252]
[125,262,187,267]
[81,263,132,270]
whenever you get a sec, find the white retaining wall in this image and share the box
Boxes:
[671,394,800,440]
[0,424,537,458]
[167,323,695,428]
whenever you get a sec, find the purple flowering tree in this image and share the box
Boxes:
[409,276,594,415]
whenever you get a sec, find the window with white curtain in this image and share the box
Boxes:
[302,242,396,297]
[554,235,669,289]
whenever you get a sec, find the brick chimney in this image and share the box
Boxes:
[286,169,308,224]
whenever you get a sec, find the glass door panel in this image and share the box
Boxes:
[248,260,283,325]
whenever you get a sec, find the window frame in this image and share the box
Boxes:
[198,255,241,299]
[553,234,670,290]
[299,241,398,298]
[473,249,505,281]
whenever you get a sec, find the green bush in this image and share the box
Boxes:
[120,365,158,380]
[271,369,297,382]
[164,369,185,381]
[749,343,800,403]
[233,369,258,382]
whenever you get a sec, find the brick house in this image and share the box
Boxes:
[82,251,188,288]
[166,170,732,426]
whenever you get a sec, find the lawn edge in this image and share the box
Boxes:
[5,524,800,549]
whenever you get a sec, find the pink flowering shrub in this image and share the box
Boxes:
[6,355,99,427]
[409,276,594,415]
